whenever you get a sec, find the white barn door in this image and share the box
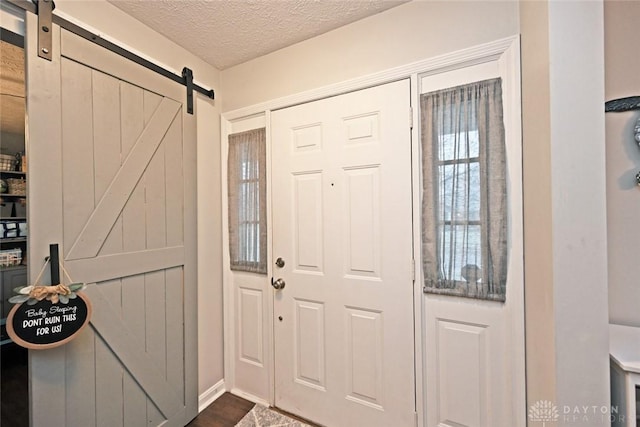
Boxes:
[271,80,415,427]
[26,15,197,427]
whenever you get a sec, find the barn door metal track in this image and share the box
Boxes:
[6,0,215,114]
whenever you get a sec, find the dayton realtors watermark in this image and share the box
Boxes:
[529,400,625,425]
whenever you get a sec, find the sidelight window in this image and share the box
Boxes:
[228,128,267,274]
[420,78,507,301]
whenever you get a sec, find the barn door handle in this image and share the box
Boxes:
[271,278,286,290]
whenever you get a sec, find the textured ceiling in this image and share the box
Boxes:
[107,0,408,70]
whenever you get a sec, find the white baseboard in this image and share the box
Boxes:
[198,379,226,412]
[230,387,270,407]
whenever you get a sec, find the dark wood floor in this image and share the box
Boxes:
[2,346,258,427]
[1,358,258,427]
[188,392,255,427]
[3,379,258,427]
[2,357,319,427]
[1,343,29,427]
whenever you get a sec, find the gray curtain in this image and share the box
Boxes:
[228,128,267,274]
[421,78,507,301]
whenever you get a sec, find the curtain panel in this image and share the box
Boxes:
[228,128,267,274]
[421,78,507,301]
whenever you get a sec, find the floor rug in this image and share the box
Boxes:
[235,404,311,427]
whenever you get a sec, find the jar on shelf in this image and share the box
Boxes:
[15,152,26,172]
[0,154,15,171]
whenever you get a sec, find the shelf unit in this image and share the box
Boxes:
[0,237,26,243]
[1,169,27,346]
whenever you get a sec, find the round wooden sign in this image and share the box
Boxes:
[6,292,92,350]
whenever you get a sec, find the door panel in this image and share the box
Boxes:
[27,14,197,427]
[225,115,271,402]
[420,52,525,427]
[271,80,415,427]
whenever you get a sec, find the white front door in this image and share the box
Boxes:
[271,80,415,427]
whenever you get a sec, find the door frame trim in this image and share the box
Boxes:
[221,34,523,426]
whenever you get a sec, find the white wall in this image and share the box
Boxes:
[605,0,640,328]
[221,0,519,112]
[520,0,557,408]
[49,0,225,402]
[547,0,609,415]
[521,0,610,420]
[195,97,225,404]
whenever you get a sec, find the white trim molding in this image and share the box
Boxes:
[230,387,271,407]
[198,379,226,413]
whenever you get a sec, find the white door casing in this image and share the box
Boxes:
[27,15,198,427]
[271,80,415,427]
[420,46,525,427]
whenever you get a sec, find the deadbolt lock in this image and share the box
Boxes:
[275,257,285,268]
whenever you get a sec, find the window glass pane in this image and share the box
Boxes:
[242,159,250,180]
[421,78,507,300]
[438,162,480,222]
[228,127,267,273]
[439,224,482,282]
[438,130,479,161]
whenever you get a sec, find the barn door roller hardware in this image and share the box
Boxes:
[33,0,53,60]
[183,67,194,114]
[7,0,215,113]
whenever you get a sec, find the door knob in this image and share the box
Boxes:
[272,278,286,290]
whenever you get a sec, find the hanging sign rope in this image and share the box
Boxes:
[6,258,92,350]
